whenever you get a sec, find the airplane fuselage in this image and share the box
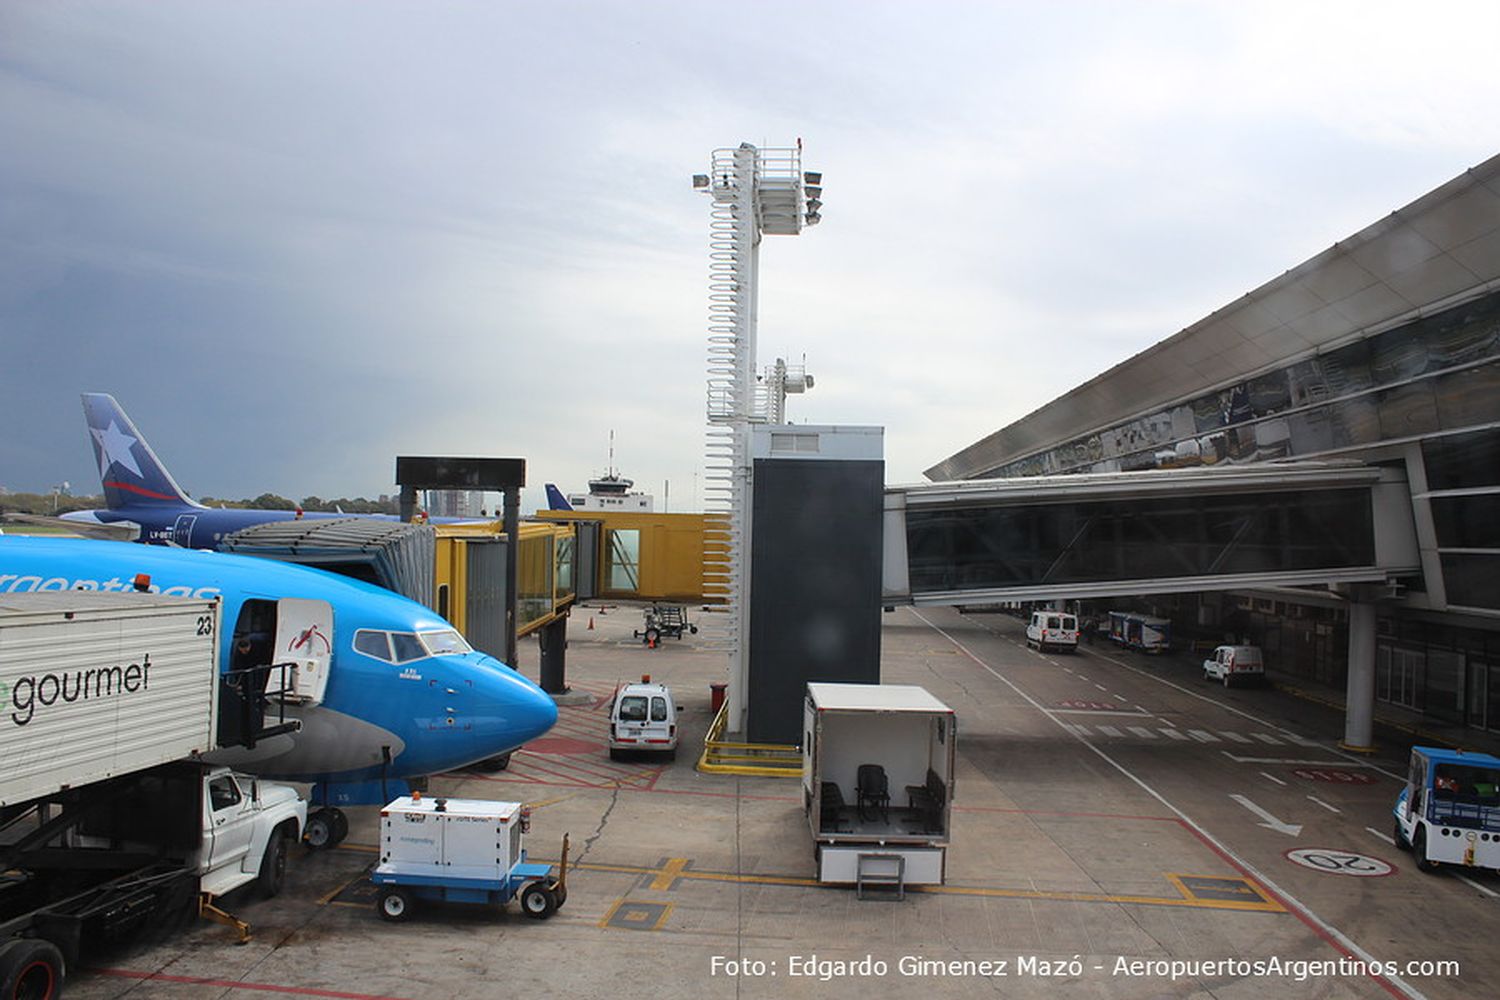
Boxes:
[0,537,557,786]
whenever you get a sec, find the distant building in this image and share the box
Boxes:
[425,490,486,519]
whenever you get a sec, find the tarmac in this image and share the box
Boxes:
[62,602,1496,1000]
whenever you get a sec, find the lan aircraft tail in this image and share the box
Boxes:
[82,393,203,512]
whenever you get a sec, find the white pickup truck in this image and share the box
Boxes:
[0,593,305,997]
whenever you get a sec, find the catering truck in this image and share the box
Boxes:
[801,683,956,895]
[0,593,305,998]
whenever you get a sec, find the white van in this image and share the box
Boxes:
[1203,645,1264,687]
[608,677,678,760]
[1026,611,1079,652]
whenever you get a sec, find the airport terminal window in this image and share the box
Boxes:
[1431,495,1500,550]
[1424,429,1500,491]
[354,629,392,662]
[1440,554,1500,611]
[987,289,1500,480]
[390,632,427,663]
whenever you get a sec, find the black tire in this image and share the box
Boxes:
[304,810,335,851]
[0,937,65,1000]
[329,808,349,846]
[1393,818,1411,851]
[609,748,624,761]
[555,883,568,907]
[520,883,557,920]
[477,752,512,772]
[1413,828,1440,872]
[1222,674,1232,689]
[376,886,415,922]
[256,829,289,899]
[665,746,677,762]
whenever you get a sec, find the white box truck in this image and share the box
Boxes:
[0,593,305,998]
[802,683,956,893]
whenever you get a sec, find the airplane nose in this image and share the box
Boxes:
[466,656,558,757]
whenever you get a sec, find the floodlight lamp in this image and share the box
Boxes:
[692,174,710,188]
[805,210,821,225]
[804,185,822,199]
[804,171,822,185]
[805,197,822,213]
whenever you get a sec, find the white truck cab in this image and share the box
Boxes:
[197,767,307,898]
[1026,611,1079,652]
[1202,644,1264,687]
[608,677,678,760]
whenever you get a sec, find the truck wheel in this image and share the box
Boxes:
[1413,829,1440,872]
[376,887,415,922]
[257,829,289,899]
[1393,818,1410,851]
[521,882,557,919]
[0,937,65,1000]
[329,809,349,845]
[304,810,337,850]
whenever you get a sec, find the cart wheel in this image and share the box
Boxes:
[1413,829,1440,873]
[521,882,558,919]
[377,886,415,922]
[689,624,698,634]
[645,628,660,646]
[1393,818,1411,851]
[0,937,65,1000]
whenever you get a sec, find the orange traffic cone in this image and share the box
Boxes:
[588,616,595,630]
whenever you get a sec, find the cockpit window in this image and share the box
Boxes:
[354,629,392,662]
[390,632,427,663]
[419,629,473,656]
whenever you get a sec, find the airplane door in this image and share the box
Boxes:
[173,513,197,547]
[273,598,334,705]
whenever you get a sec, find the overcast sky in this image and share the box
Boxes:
[4,1,1499,513]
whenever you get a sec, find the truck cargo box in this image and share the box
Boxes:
[0,592,221,808]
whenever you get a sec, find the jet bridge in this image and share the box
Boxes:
[883,462,1419,606]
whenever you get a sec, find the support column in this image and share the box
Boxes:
[537,614,568,695]
[1342,599,1378,752]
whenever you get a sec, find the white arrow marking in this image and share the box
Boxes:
[1230,794,1302,836]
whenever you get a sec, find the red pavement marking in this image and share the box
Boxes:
[523,735,604,755]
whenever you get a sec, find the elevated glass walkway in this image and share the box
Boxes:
[882,463,1419,606]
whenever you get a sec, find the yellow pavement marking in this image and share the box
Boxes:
[534,856,1286,912]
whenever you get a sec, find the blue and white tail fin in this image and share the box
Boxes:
[544,484,574,511]
[81,393,201,511]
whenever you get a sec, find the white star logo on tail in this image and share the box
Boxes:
[92,420,143,479]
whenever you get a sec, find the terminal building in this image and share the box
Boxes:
[928,154,1500,741]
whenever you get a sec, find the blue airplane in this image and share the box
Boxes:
[0,535,558,846]
[60,393,474,546]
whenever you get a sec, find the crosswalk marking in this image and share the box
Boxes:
[1160,728,1188,740]
[1050,721,1335,749]
[1251,733,1283,745]
[1096,725,1123,737]
[1187,729,1220,742]
[1221,731,1252,743]
[1127,726,1157,739]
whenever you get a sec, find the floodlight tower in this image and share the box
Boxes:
[692,141,822,735]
